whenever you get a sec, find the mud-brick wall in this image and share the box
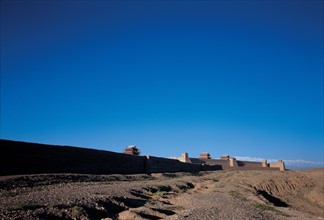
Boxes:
[205,159,231,170]
[201,164,222,171]
[237,161,263,168]
[0,139,146,175]
[145,156,202,173]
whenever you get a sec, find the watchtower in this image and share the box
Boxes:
[123,145,140,156]
[199,152,211,160]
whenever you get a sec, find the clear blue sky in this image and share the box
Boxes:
[1,1,323,166]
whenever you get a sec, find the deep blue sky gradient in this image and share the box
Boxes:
[1,1,323,164]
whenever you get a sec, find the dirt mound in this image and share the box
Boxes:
[252,170,323,217]
[254,175,313,196]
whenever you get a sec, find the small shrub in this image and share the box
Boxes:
[229,190,246,201]
[71,206,87,219]
[253,202,290,217]
[150,191,169,200]
[2,190,15,197]
[253,202,276,211]
[168,205,184,211]
[155,191,168,196]
[15,203,43,210]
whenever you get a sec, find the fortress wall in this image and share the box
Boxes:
[205,159,232,170]
[204,160,278,171]
[145,156,202,173]
[230,166,280,171]
[0,139,146,175]
[190,158,232,170]
[203,159,279,171]
[269,160,285,171]
[190,158,207,164]
[237,161,263,168]
[0,140,282,176]
[201,164,223,171]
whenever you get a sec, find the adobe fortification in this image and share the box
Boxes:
[178,152,285,171]
[0,139,285,176]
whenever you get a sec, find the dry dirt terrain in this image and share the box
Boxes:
[0,169,323,220]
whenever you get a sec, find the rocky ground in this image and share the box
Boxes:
[0,169,323,220]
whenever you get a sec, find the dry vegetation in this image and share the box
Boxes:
[0,169,323,219]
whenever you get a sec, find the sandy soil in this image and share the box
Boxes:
[0,169,323,220]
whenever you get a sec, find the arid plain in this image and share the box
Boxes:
[0,169,323,220]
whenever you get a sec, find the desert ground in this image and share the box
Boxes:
[0,169,323,220]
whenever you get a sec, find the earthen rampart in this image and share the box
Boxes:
[0,139,146,175]
[183,152,285,171]
[145,156,201,173]
[0,139,284,176]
